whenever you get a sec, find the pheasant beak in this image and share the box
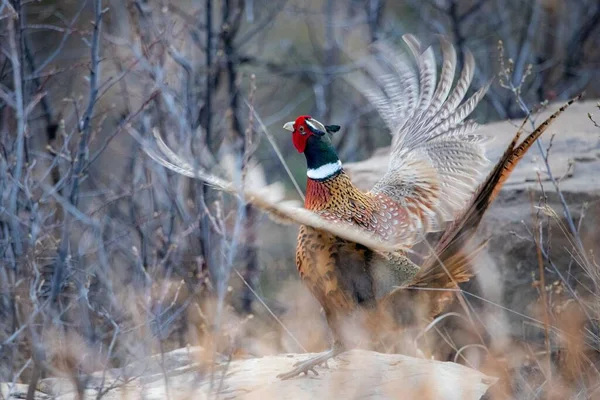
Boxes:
[283,121,295,132]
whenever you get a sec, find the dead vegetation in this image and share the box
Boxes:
[1,0,600,399]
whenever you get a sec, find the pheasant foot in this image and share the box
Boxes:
[277,342,344,380]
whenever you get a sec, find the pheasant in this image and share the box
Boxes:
[132,35,580,380]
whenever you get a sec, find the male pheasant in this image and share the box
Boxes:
[133,35,579,380]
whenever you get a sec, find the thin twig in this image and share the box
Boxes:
[6,10,25,257]
[233,268,307,352]
[52,0,104,304]
[510,88,589,268]
[246,99,305,201]
[530,184,551,384]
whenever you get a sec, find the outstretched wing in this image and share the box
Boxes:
[379,96,581,323]
[130,127,404,252]
[346,35,491,241]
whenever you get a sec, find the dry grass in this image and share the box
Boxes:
[1,1,600,399]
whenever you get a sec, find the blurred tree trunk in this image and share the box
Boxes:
[221,0,259,314]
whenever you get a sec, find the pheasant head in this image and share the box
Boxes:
[283,115,341,180]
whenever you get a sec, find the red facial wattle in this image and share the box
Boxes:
[293,130,308,153]
[291,115,312,153]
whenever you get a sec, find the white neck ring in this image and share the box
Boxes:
[307,160,342,180]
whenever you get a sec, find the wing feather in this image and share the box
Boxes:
[345,35,491,242]
[348,42,418,132]
[402,37,437,136]
[423,37,457,121]
[348,73,396,130]
[130,127,405,252]
[426,82,491,140]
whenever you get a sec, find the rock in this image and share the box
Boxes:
[476,101,600,331]
[1,383,50,399]
[1,348,497,399]
[479,100,600,194]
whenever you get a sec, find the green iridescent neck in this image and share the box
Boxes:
[304,134,342,180]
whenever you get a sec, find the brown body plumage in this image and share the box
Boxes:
[299,172,418,307]
[295,173,422,366]
[133,34,580,380]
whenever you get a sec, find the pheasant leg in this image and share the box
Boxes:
[277,341,344,380]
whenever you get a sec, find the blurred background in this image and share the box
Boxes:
[1,0,600,398]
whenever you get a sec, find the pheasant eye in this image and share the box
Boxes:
[299,126,306,135]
